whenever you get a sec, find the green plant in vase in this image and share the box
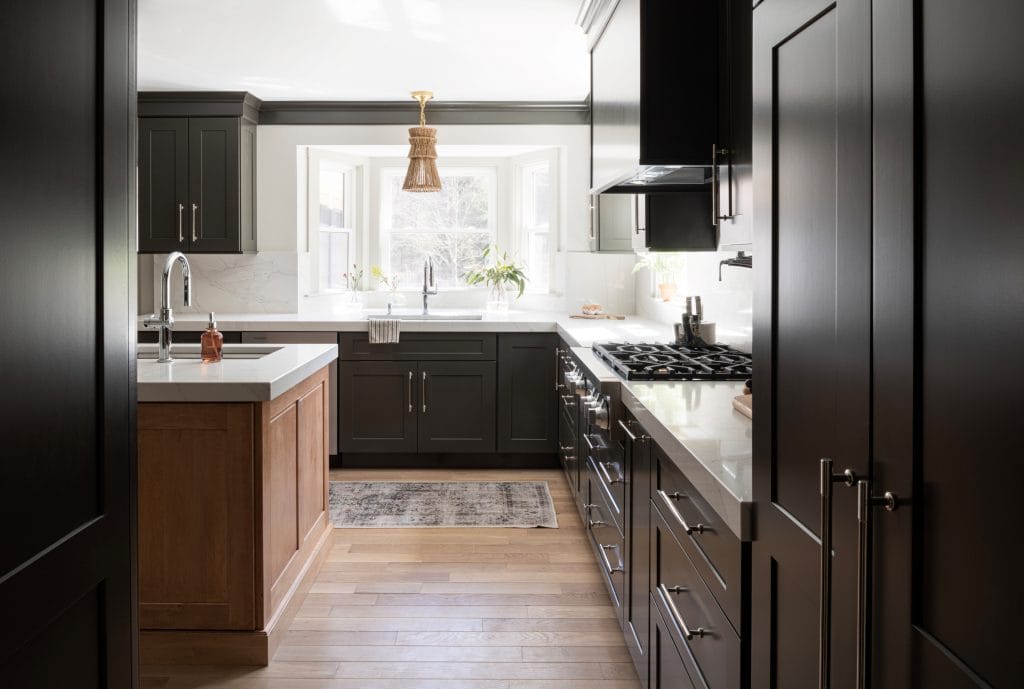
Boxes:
[465,246,527,311]
[632,251,684,302]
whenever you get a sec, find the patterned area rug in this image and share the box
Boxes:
[329,481,558,528]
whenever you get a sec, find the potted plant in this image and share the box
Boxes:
[633,252,684,302]
[465,246,527,312]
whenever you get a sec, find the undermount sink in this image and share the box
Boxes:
[137,346,282,360]
[366,312,484,321]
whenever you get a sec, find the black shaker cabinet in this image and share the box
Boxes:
[339,361,419,454]
[418,361,497,454]
[497,334,558,454]
[138,92,257,254]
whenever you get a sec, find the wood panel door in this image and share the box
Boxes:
[419,361,497,454]
[138,118,188,253]
[339,361,418,453]
[137,404,256,630]
[751,0,872,687]
[497,334,557,453]
[188,117,240,253]
[0,0,136,686]
[869,1,1024,687]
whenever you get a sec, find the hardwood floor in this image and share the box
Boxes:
[141,468,641,689]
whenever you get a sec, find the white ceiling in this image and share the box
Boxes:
[139,0,590,101]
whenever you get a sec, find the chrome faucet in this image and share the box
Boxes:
[143,251,193,362]
[422,257,438,315]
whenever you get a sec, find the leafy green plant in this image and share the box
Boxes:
[464,246,528,299]
[632,252,684,282]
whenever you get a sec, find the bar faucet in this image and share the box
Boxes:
[144,251,193,362]
[422,256,438,315]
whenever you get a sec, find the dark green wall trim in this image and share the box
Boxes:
[138,91,262,123]
[138,92,591,126]
[257,100,591,126]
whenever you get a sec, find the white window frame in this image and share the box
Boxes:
[375,160,502,290]
[512,148,559,293]
[307,148,361,294]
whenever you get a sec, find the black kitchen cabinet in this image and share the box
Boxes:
[622,411,651,686]
[340,361,418,453]
[497,334,557,453]
[418,361,496,454]
[138,93,257,254]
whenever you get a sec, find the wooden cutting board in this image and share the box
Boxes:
[569,314,627,320]
[733,394,753,419]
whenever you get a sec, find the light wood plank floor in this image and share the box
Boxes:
[141,468,641,689]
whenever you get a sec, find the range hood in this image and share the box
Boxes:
[597,165,711,194]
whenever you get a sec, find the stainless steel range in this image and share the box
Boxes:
[591,342,752,381]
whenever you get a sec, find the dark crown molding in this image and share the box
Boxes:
[138,91,590,126]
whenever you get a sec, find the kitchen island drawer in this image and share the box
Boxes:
[340,332,496,360]
[652,505,741,689]
[586,468,625,613]
[654,446,741,626]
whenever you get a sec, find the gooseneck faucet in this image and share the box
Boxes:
[422,256,438,315]
[144,251,193,362]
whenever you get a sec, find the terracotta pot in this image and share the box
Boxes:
[657,282,677,302]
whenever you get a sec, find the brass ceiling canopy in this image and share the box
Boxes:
[402,90,442,193]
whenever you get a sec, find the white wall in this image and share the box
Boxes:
[635,249,753,351]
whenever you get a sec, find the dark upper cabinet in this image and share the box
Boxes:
[339,361,418,453]
[138,92,257,254]
[497,334,557,454]
[585,0,752,250]
[418,361,496,454]
[139,118,188,253]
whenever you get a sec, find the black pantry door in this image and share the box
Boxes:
[751,0,872,687]
[870,1,1024,687]
[0,0,136,687]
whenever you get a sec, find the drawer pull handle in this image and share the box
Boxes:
[599,543,624,574]
[598,461,624,485]
[657,489,706,535]
[658,583,707,640]
[583,433,597,452]
[588,519,608,528]
[617,418,647,443]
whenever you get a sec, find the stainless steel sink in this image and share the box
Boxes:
[137,346,282,360]
[366,312,484,321]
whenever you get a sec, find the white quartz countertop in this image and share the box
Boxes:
[136,310,676,348]
[572,346,753,540]
[137,343,338,402]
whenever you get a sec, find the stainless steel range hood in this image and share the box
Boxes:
[595,165,711,194]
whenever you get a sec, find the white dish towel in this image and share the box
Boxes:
[368,318,401,344]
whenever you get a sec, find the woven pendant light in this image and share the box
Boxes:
[402,90,442,192]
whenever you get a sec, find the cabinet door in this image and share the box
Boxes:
[339,362,417,453]
[188,117,240,253]
[497,334,557,453]
[418,361,496,454]
[139,118,188,253]
[624,415,652,686]
[751,0,872,687]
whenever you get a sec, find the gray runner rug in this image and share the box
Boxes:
[329,481,558,528]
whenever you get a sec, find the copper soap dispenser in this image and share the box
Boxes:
[200,312,223,363]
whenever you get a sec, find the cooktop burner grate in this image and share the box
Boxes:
[592,342,752,381]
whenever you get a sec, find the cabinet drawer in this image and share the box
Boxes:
[652,506,741,689]
[340,333,496,360]
[585,431,626,517]
[587,455,624,536]
[650,593,699,689]
[654,447,741,625]
[586,469,625,613]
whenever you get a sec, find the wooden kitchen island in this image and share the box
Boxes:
[136,342,338,665]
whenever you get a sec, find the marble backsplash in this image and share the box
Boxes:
[144,252,300,315]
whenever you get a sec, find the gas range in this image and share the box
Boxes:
[591,342,752,381]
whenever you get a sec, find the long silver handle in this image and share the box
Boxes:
[657,489,705,535]
[711,145,721,227]
[177,203,184,243]
[599,543,624,574]
[855,479,898,689]
[598,461,623,485]
[617,418,637,442]
[554,347,561,391]
[583,433,596,452]
[658,583,706,640]
[191,202,198,242]
[421,371,427,413]
[407,371,413,413]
